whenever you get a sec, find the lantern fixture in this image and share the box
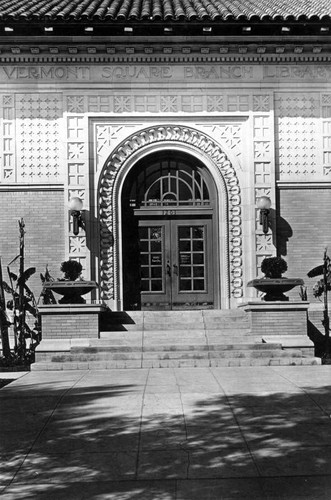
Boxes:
[69,197,85,236]
[257,196,271,235]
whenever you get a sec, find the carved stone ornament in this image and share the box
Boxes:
[98,125,243,303]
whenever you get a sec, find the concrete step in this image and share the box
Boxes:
[32,310,320,370]
[75,339,281,353]
[31,356,321,371]
[100,310,250,332]
[99,329,253,339]
[34,341,315,366]
[100,323,250,332]
[45,349,311,363]
[142,323,204,331]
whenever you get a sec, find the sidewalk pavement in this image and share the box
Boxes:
[1,366,331,499]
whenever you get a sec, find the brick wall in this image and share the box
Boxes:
[277,188,331,303]
[244,303,309,336]
[0,189,65,299]
[39,305,103,338]
[41,313,99,339]
[250,309,308,336]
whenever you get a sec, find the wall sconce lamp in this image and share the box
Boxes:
[69,197,85,236]
[257,196,271,234]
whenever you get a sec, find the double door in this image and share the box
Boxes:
[138,218,214,309]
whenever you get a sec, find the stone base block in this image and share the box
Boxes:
[239,301,309,337]
[39,304,107,339]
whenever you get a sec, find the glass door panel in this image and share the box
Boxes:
[138,221,171,309]
[139,225,164,293]
[138,218,213,310]
[171,219,214,308]
[178,225,206,292]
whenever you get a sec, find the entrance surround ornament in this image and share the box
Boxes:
[98,125,243,305]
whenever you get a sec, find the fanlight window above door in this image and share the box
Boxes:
[128,156,210,209]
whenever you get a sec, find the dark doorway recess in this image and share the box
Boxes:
[121,151,218,310]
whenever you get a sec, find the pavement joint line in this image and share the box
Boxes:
[141,312,145,369]
[0,369,89,496]
[269,366,331,419]
[208,367,263,478]
[202,311,212,368]
[135,367,150,480]
[174,368,190,480]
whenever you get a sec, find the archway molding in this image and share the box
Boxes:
[98,125,243,309]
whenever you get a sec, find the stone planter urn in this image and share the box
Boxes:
[247,277,304,301]
[43,280,98,304]
[247,256,304,301]
[42,260,98,304]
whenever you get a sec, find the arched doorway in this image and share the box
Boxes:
[98,124,243,309]
[121,151,218,310]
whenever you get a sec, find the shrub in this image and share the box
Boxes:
[261,257,288,278]
[60,260,82,281]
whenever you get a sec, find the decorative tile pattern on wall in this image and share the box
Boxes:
[322,94,331,177]
[95,124,141,172]
[275,93,320,180]
[87,93,254,115]
[69,235,86,254]
[253,95,275,276]
[253,95,271,113]
[67,96,85,114]
[0,95,16,182]
[227,95,249,112]
[15,94,63,183]
[200,124,242,164]
[160,96,180,113]
[65,96,88,274]
[207,96,224,112]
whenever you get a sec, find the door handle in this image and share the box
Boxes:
[166,261,171,276]
[173,264,178,275]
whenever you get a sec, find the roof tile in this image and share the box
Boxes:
[0,0,330,22]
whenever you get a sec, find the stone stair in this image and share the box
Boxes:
[32,309,320,370]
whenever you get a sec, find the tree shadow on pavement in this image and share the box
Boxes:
[1,372,331,499]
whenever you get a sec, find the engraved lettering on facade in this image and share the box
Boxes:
[263,65,331,79]
[2,66,91,80]
[184,66,254,80]
[3,63,331,83]
[101,66,173,80]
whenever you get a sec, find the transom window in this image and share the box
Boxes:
[126,154,210,209]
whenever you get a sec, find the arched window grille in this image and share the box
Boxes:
[127,156,210,208]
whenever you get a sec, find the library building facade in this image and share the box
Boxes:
[0,0,330,312]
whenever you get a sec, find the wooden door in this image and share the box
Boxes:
[138,218,214,310]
